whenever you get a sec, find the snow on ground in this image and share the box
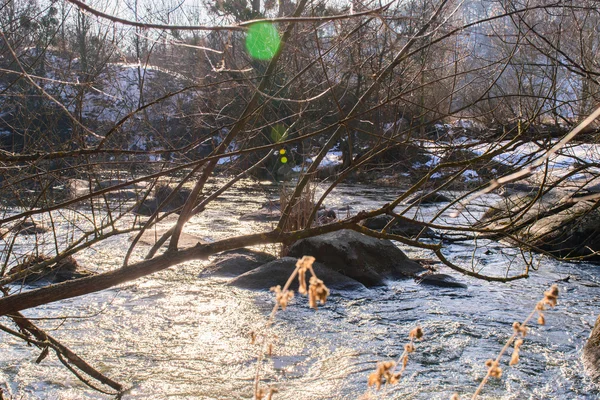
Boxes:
[462,169,479,181]
[217,155,239,165]
[319,151,343,167]
[413,153,441,169]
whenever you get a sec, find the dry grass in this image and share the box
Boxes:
[278,182,316,256]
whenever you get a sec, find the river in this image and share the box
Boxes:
[1,181,599,399]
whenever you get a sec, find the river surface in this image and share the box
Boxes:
[1,181,600,399]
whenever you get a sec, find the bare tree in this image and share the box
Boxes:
[1,0,600,396]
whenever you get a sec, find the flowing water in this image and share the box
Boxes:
[1,181,599,399]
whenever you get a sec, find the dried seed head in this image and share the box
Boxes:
[270,285,294,310]
[451,394,460,400]
[296,255,315,269]
[409,326,424,340]
[512,321,528,337]
[308,276,329,309]
[256,387,266,400]
[250,331,256,345]
[367,371,381,390]
[485,359,502,378]
[543,284,559,307]
[298,267,308,295]
[402,354,409,369]
[388,372,401,385]
[538,313,545,325]
[296,256,315,295]
[509,351,520,366]
[535,301,546,311]
[367,361,396,390]
[405,343,416,353]
[510,339,523,366]
[268,343,273,357]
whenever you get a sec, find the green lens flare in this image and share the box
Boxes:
[280,156,288,164]
[245,22,280,60]
[279,149,286,155]
[270,124,287,143]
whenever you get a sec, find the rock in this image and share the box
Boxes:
[408,191,452,205]
[203,249,276,277]
[133,185,193,215]
[583,314,600,383]
[228,257,365,291]
[133,198,160,216]
[155,185,193,212]
[8,255,93,284]
[481,190,600,260]
[317,208,336,224]
[496,183,536,197]
[360,215,435,238]
[12,220,47,235]
[287,229,426,287]
[418,273,467,288]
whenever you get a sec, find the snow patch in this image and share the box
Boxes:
[463,170,479,181]
[319,151,343,167]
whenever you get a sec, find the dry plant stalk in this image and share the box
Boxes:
[366,326,424,392]
[253,255,330,399]
[452,284,560,400]
[279,182,316,256]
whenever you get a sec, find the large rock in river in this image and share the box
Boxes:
[228,257,365,291]
[583,314,600,383]
[407,191,452,205]
[134,185,193,215]
[287,229,426,286]
[202,249,276,277]
[8,255,93,284]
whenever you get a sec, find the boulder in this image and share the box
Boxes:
[418,273,467,288]
[12,220,47,236]
[8,255,93,284]
[407,191,452,205]
[496,183,537,197]
[583,314,600,383]
[287,229,426,287]
[317,208,337,224]
[133,198,160,216]
[228,257,365,291]
[203,249,276,277]
[360,215,435,238]
[133,185,193,215]
[155,185,192,211]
